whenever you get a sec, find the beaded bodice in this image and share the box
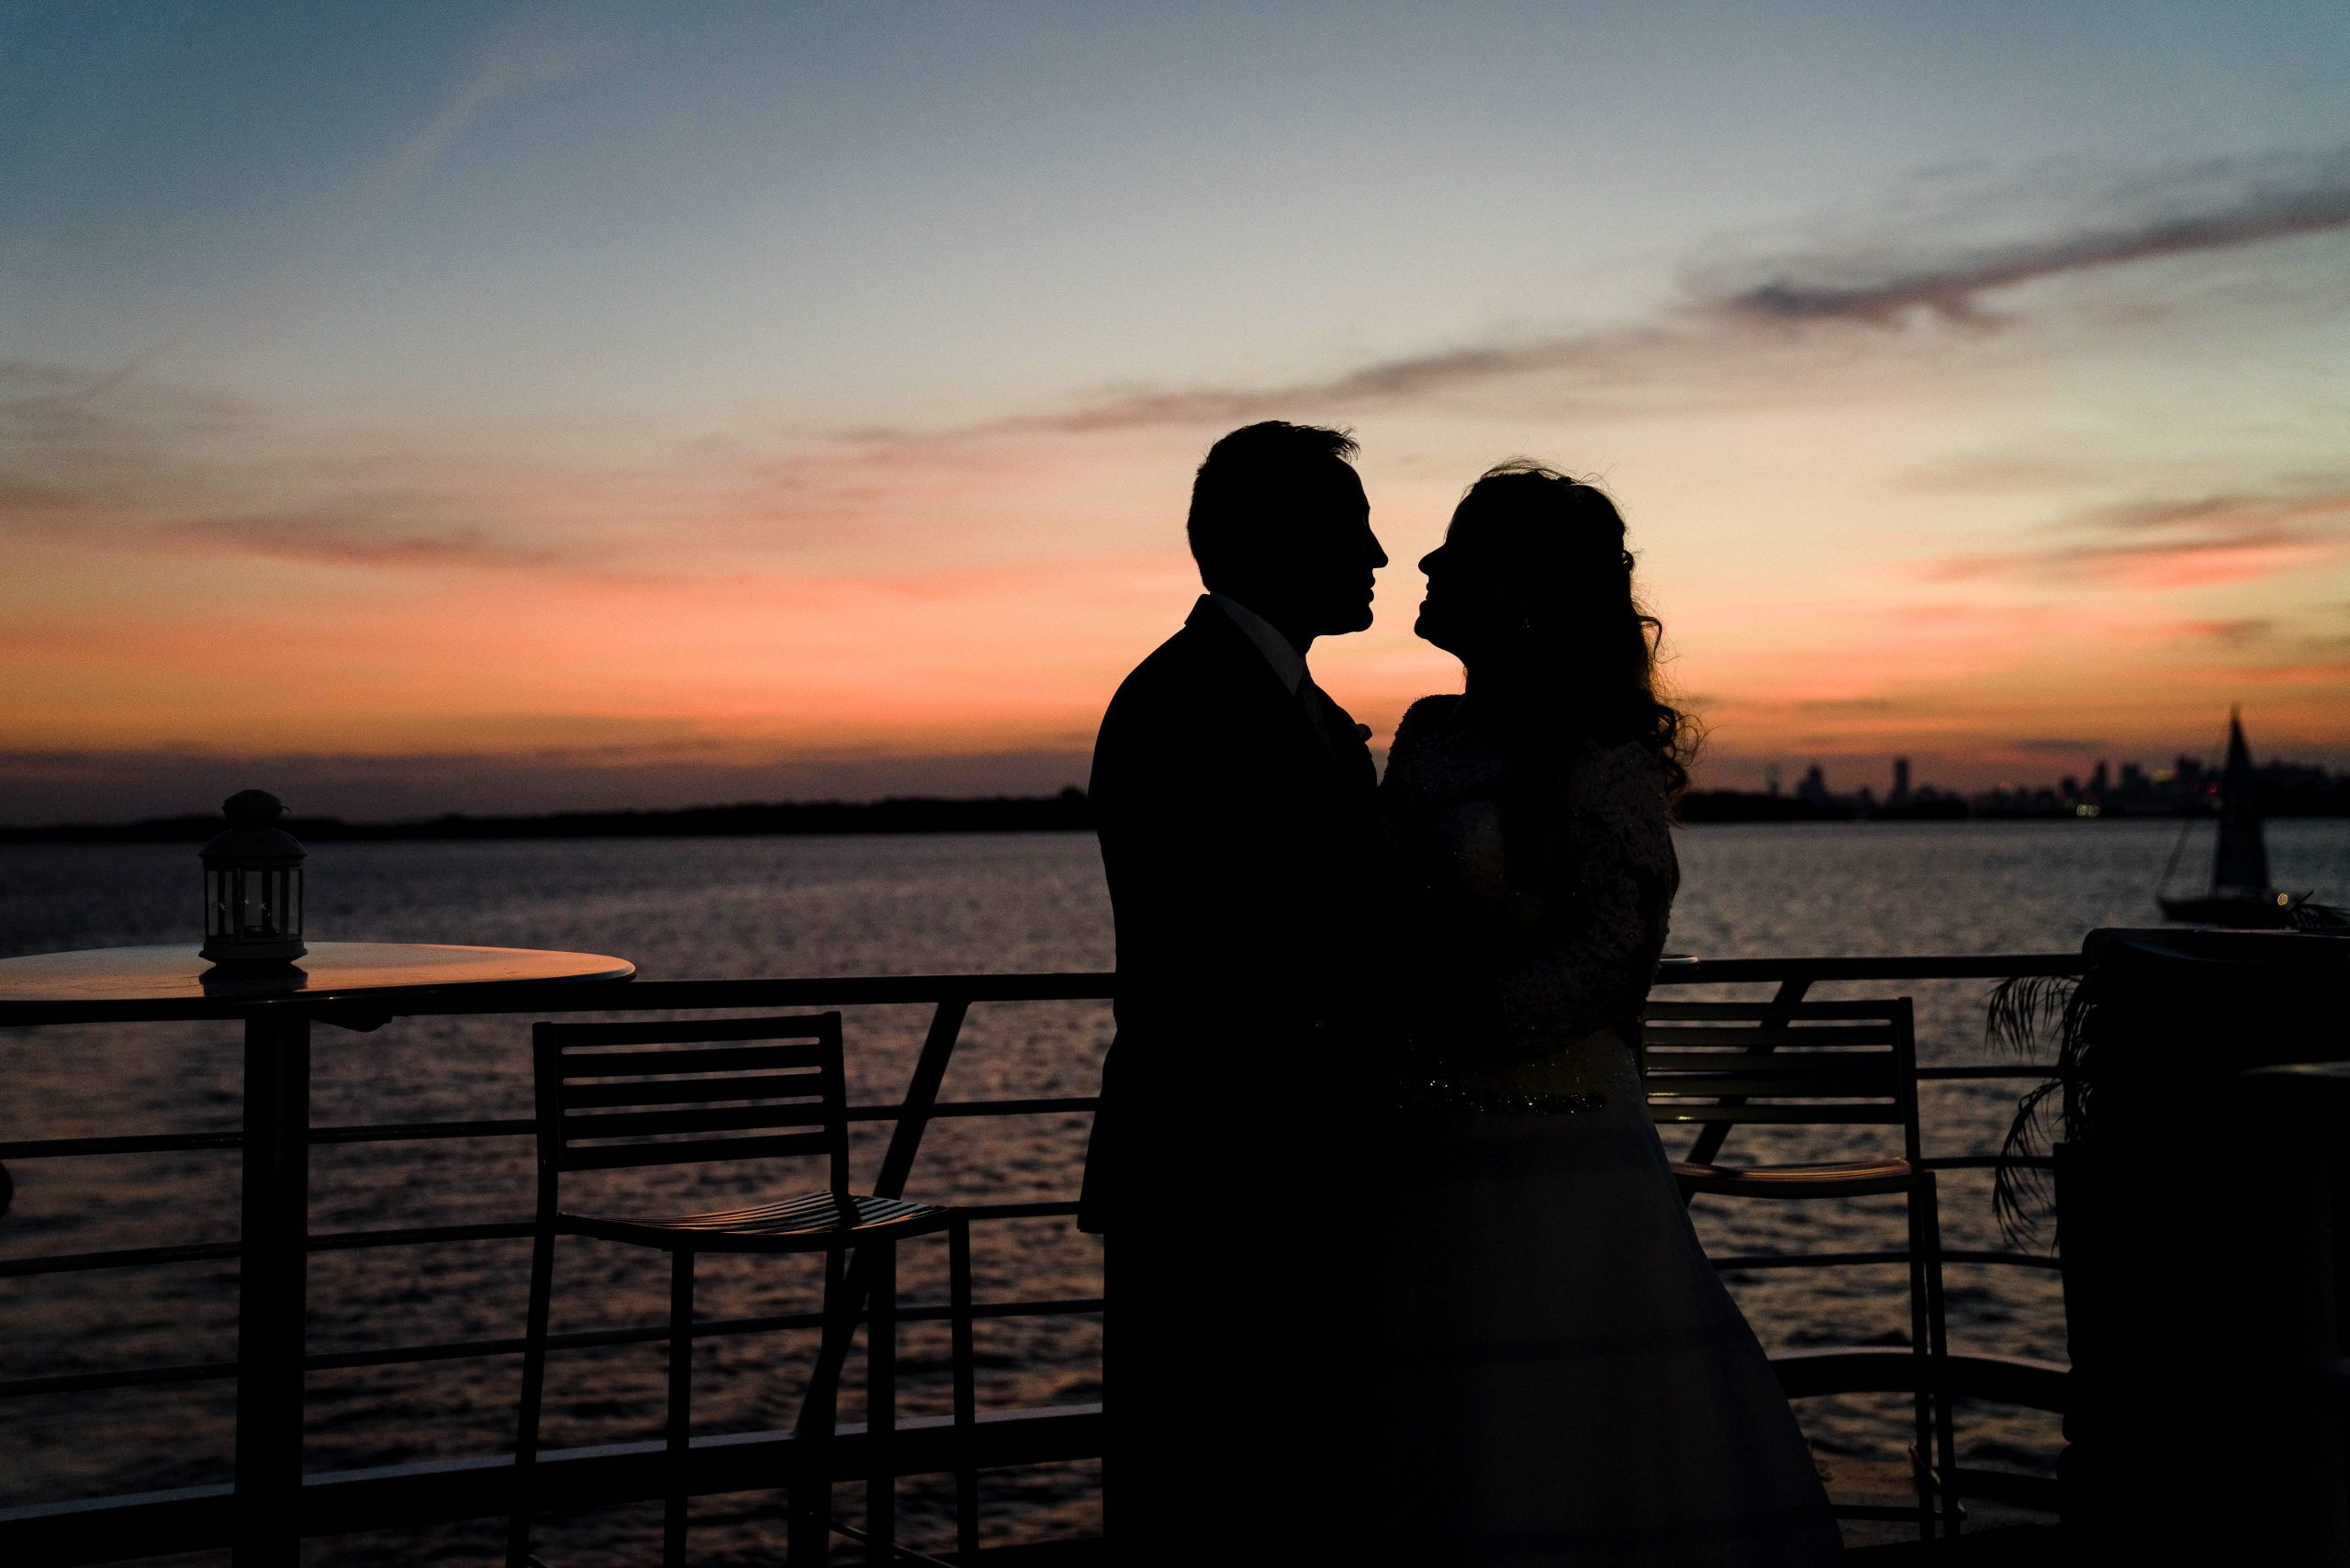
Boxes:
[1380,695,1680,1108]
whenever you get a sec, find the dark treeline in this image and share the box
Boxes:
[11,774,2350,844]
[1,787,1096,844]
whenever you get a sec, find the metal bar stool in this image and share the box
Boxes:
[505,1012,978,1568]
[1643,996,1960,1540]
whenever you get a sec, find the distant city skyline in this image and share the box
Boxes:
[1764,732,2349,810]
[6,4,2347,823]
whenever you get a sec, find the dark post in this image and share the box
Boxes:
[2239,1063,2350,1567]
[233,1009,310,1566]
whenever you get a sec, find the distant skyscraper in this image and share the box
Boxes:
[1890,757,1911,807]
[1796,764,1830,806]
[1764,764,1782,798]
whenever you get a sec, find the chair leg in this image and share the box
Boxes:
[1919,1172,1962,1537]
[666,1249,695,1568]
[950,1215,979,1562]
[1099,1234,1112,1554]
[791,1246,846,1568]
[508,1225,557,1568]
[1907,1182,1936,1540]
[869,1240,898,1562]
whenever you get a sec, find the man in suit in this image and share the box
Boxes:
[1080,420,1389,1562]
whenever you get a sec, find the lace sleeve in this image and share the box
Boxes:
[1491,742,1680,1055]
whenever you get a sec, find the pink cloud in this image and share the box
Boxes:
[1922,487,2350,591]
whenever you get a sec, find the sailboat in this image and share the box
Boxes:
[2157,709,2299,926]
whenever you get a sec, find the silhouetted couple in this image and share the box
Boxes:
[1079,424,1840,1566]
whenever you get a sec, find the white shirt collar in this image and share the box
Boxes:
[1203,592,1308,695]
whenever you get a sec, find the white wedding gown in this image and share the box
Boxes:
[1371,696,1841,1566]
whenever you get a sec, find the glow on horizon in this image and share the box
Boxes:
[4,4,2347,819]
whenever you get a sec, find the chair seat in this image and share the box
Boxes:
[563,1190,953,1252]
[1673,1157,1914,1198]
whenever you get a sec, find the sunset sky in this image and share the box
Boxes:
[5,2,2347,822]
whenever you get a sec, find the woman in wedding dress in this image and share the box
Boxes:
[1372,465,1840,1566]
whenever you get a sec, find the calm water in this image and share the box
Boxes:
[5,820,2348,1562]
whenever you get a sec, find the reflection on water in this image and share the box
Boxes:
[4,821,2347,1562]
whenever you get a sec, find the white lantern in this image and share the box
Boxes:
[199,790,308,966]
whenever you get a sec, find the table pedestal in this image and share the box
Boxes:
[235,1014,309,1568]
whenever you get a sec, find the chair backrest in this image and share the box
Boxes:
[1640,997,1920,1163]
[532,1013,849,1195]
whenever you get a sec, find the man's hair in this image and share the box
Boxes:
[1185,420,1360,587]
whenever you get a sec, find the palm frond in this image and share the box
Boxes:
[2289,898,2350,931]
[1984,971,2089,1249]
[1992,1078,2062,1244]
[1985,972,2076,1060]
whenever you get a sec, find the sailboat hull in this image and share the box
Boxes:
[2158,891,2295,927]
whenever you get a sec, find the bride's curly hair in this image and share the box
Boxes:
[1454,462,1698,796]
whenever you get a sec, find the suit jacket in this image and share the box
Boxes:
[1077,599,1381,1233]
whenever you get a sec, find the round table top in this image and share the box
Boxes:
[0,941,634,1008]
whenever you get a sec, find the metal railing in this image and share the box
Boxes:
[0,953,2083,1561]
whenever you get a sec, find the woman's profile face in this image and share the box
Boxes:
[1415,515,1526,658]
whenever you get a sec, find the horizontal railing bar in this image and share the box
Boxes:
[1651,953,2083,984]
[1715,1249,1911,1270]
[0,1199,1084,1280]
[1922,1154,2054,1170]
[15,1079,2033,1160]
[1918,1064,2055,1081]
[915,1095,1098,1118]
[1669,1153,2053,1172]
[0,1123,542,1159]
[1944,1248,2063,1269]
[0,1130,242,1159]
[0,1241,240,1278]
[959,1199,1081,1219]
[312,1118,536,1144]
[0,1360,242,1398]
[1714,1249,2062,1271]
[20,1159,2069,1275]
[12,1149,2065,1271]
[0,1295,1107,1399]
[306,1295,1107,1372]
[0,1080,2024,1159]
[1773,1347,2069,1411]
[0,1100,1102,1159]
[310,1221,532,1251]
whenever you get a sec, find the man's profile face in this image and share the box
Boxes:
[1282,461,1386,635]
